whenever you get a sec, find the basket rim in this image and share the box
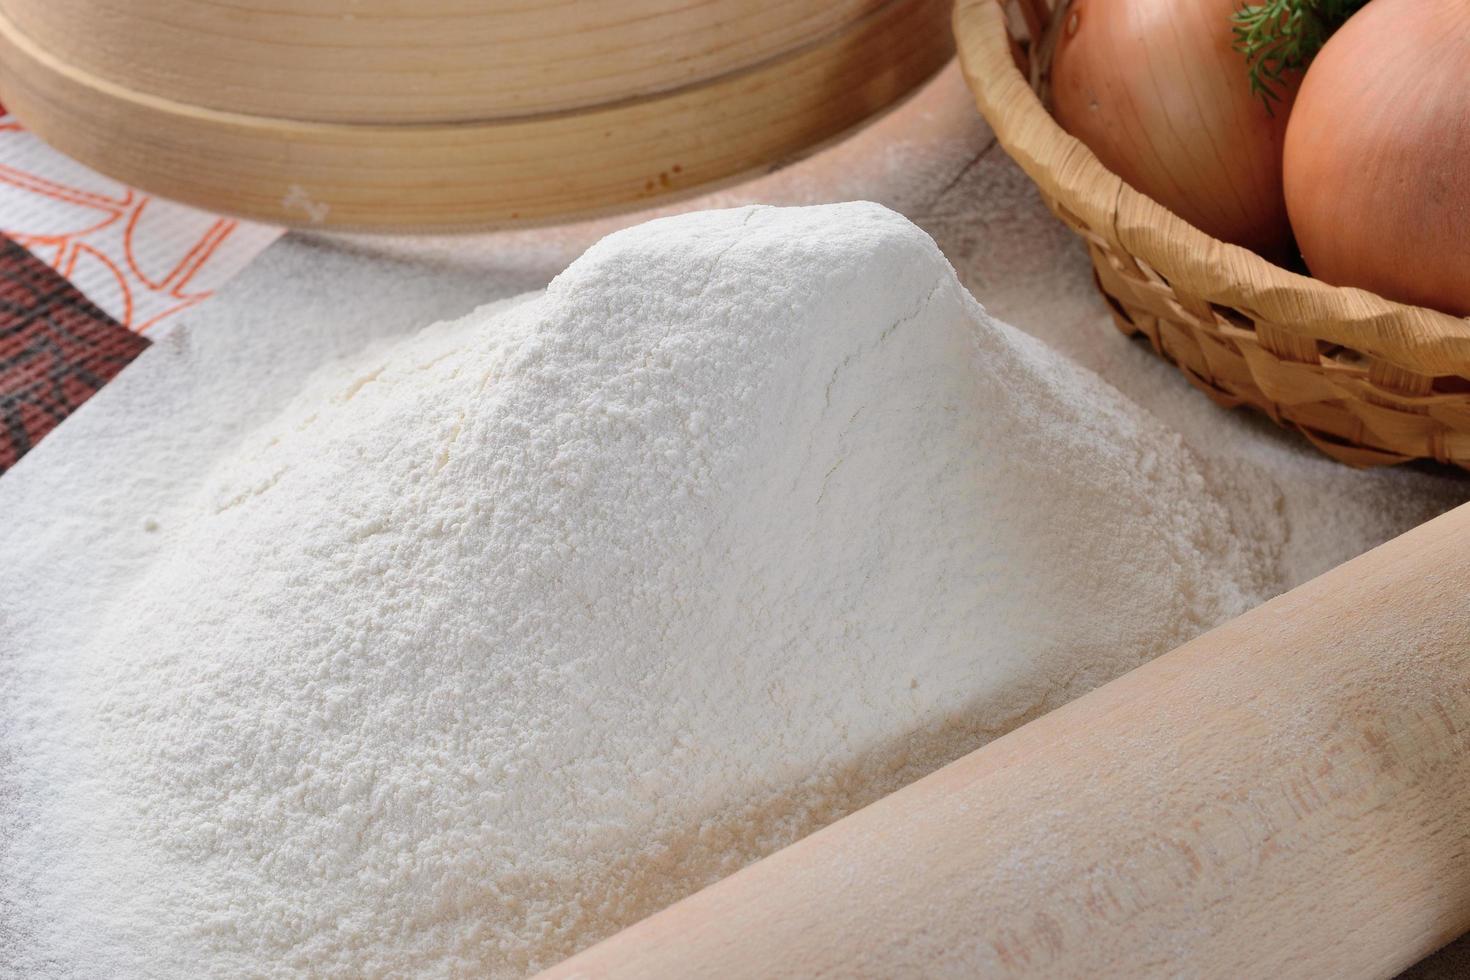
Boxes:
[953,0,1470,379]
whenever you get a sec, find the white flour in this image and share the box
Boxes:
[3,204,1281,977]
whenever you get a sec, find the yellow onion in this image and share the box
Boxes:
[1050,0,1297,259]
[1284,0,1470,316]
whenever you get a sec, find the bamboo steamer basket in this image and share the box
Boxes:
[0,0,952,231]
[955,0,1470,470]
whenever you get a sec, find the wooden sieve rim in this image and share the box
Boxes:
[0,0,952,231]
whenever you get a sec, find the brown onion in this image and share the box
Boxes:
[1050,0,1297,259]
[1284,0,1470,316]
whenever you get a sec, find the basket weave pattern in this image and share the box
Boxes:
[955,0,1470,469]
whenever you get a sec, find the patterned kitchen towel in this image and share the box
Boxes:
[0,105,282,470]
[0,234,148,472]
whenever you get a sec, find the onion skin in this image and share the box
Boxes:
[1050,0,1298,259]
[1284,0,1470,317]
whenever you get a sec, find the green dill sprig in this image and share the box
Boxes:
[1231,0,1369,108]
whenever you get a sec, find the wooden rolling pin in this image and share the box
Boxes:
[541,502,1470,978]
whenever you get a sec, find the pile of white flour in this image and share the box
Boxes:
[2,204,1281,977]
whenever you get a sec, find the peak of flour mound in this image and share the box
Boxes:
[4,203,1280,978]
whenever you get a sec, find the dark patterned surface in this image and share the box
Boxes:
[0,234,148,473]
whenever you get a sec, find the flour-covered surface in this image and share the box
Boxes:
[1,66,1466,977]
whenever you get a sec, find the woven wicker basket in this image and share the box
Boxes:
[954,0,1470,469]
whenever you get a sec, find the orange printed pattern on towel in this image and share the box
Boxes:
[0,106,282,334]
